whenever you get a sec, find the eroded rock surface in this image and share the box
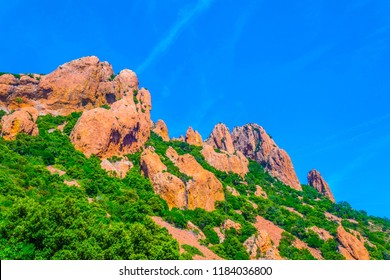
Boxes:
[1,107,39,140]
[232,123,301,190]
[140,147,186,209]
[308,169,335,202]
[337,226,369,260]
[166,146,224,211]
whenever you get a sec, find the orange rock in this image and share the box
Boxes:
[166,146,224,211]
[201,144,248,177]
[309,226,332,241]
[140,147,186,209]
[185,127,202,146]
[152,119,169,141]
[337,225,369,260]
[226,186,240,196]
[70,88,151,158]
[0,56,143,115]
[244,230,273,259]
[187,221,206,240]
[100,158,133,179]
[38,56,115,114]
[255,185,268,199]
[307,169,335,202]
[205,123,235,154]
[1,107,39,140]
[222,219,242,232]
[232,124,301,190]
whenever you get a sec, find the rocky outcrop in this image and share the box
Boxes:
[309,226,332,241]
[255,185,268,199]
[166,146,224,211]
[140,147,186,209]
[187,221,206,240]
[1,107,39,140]
[201,144,249,177]
[100,158,133,179]
[266,148,301,191]
[205,123,235,154]
[244,231,273,259]
[222,219,242,232]
[185,127,202,146]
[232,123,301,190]
[0,56,140,115]
[152,119,169,141]
[226,186,240,196]
[337,226,369,260]
[70,88,151,158]
[307,170,335,202]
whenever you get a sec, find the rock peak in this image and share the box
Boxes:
[185,127,203,146]
[307,169,335,202]
[232,123,301,190]
[205,123,235,154]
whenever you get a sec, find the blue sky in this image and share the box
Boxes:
[1,0,389,217]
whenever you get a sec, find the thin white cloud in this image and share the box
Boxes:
[136,0,214,74]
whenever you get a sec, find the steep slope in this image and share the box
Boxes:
[0,56,389,261]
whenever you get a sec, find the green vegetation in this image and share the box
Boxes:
[181,244,204,258]
[133,90,139,105]
[15,97,23,104]
[0,117,388,260]
[108,74,116,81]
[278,232,316,260]
[0,114,180,260]
[0,72,21,79]
[0,110,7,119]
[100,104,111,110]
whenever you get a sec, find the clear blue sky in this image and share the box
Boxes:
[1,0,389,218]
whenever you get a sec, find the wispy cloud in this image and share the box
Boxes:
[136,0,215,73]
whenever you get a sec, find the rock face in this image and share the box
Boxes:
[255,185,268,199]
[201,144,249,177]
[205,123,235,154]
[140,147,186,209]
[1,107,39,140]
[222,219,242,232]
[100,158,133,179]
[0,56,139,115]
[70,88,151,158]
[185,127,202,146]
[337,226,370,260]
[166,146,224,211]
[232,123,301,190]
[152,119,169,141]
[307,170,335,202]
[244,231,273,259]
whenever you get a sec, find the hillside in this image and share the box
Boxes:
[0,57,389,260]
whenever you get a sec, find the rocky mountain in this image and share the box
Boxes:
[0,56,388,260]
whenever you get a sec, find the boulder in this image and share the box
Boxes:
[70,88,151,158]
[1,107,39,140]
[337,225,369,260]
[100,158,133,179]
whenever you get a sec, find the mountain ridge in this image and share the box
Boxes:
[0,56,389,260]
